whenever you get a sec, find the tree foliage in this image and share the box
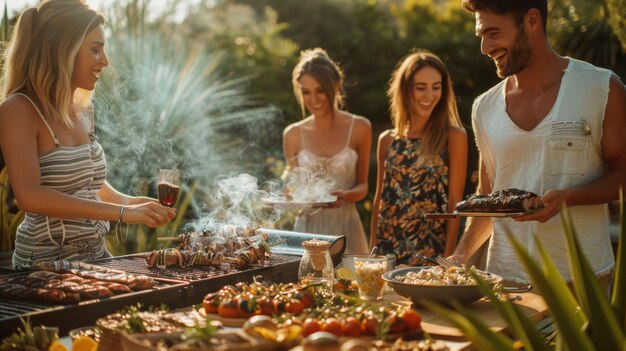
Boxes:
[0,0,623,251]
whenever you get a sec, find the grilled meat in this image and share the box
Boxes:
[456,188,543,213]
[37,260,155,290]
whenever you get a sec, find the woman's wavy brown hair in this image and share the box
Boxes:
[387,49,462,161]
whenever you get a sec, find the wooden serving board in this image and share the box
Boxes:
[415,292,547,338]
[202,312,247,327]
[120,329,276,351]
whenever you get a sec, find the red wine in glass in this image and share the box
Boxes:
[158,182,179,207]
[158,169,180,207]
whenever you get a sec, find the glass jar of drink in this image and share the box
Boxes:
[299,239,335,286]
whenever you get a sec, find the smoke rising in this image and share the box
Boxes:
[189,173,281,232]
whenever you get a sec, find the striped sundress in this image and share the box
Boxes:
[11,94,110,269]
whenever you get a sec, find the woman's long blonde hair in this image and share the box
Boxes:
[1,0,105,127]
[291,48,345,118]
[387,50,462,160]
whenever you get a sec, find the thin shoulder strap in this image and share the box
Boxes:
[13,93,61,147]
[299,125,308,149]
[82,109,97,142]
[345,115,356,148]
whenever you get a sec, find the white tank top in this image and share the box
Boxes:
[472,58,614,282]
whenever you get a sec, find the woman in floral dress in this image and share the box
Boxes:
[370,50,467,265]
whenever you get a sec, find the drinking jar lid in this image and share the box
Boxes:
[302,239,331,251]
[302,239,331,271]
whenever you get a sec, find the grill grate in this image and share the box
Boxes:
[0,275,188,338]
[0,300,49,319]
[0,267,19,277]
[90,254,301,281]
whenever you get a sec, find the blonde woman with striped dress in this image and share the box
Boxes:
[0,0,176,269]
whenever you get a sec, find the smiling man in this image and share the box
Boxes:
[452,0,626,285]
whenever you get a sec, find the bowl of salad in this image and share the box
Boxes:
[382,265,502,305]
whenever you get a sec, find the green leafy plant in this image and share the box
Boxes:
[0,1,8,43]
[423,191,625,351]
[93,1,282,254]
[0,167,23,253]
[0,318,59,351]
[182,319,221,344]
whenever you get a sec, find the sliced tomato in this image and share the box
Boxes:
[285,299,304,316]
[297,290,315,308]
[255,296,274,316]
[402,309,422,331]
[203,293,220,314]
[389,315,406,334]
[217,299,239,318]
[322,317,343,336]
[343,317,362,337]
[360,316,377,335]
[302,318,322,337]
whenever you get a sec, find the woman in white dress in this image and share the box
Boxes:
[282,48,371,255]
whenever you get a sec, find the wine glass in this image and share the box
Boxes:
[158,169,180,207]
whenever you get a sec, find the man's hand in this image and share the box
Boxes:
[514,189,568,223]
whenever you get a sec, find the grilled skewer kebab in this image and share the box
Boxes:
[144,241,272,269]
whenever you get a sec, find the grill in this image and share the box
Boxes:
[88,230,345,305]
[0,267,16,277]
[0,229,345,337]
[91,252,299,281]
[0,276,188,337]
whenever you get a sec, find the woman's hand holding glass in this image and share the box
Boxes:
[122,202,176,228]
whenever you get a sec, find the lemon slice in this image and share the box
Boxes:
[276,325,303,342]
[336,267,355,280]
[48,341,68,351]
[253,326,278,342]
[72,336,97,351]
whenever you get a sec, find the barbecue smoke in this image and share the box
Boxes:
[188,173,280,233]
[280,166,336,203]
[188,166,337,235]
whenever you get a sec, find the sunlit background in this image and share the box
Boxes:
[8,0,206,20]
[0,0,624,258]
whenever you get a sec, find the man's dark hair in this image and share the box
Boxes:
[462,0,548,33]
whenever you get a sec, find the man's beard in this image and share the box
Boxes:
[497,28,532,78]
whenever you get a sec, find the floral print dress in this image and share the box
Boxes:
[377,137,448,265]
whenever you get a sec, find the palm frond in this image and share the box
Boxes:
[0,1,8,42]
[507,233,595,351]
[612,189,625,331]
[471,270,550,351]
[560,204,623,349]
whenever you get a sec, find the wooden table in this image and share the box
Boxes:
[380,288,549,350]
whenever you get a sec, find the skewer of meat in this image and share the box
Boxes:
[185,250,224,267]
[145,240,272,269]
